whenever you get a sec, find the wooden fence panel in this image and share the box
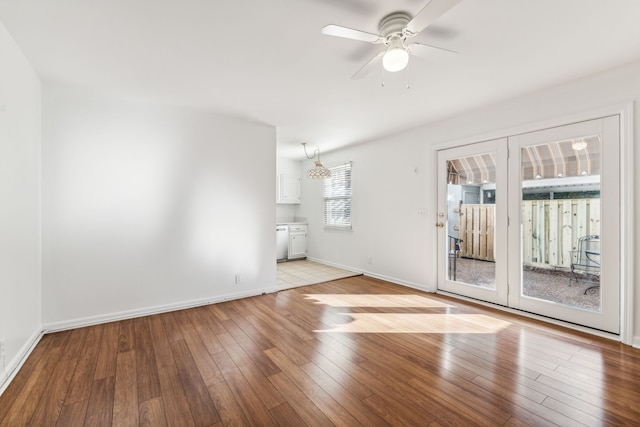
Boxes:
[562,200,572,266]
[459,198,599,269]
[589,199,600,236]
[521,198,599,269]
[548,202,559,266]
[458,205,495,261]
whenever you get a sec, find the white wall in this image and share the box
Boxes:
[299,59,640,343]
[299,140,429,288]
[0,22,41,387]
[42,85,276,329]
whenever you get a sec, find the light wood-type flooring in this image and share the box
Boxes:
[1,276,640,426]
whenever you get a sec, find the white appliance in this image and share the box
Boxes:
[276,225,288,262]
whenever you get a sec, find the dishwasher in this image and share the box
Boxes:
[276,225,289,262]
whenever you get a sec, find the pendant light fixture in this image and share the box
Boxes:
[302,143,331,179]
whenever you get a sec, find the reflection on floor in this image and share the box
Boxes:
[277,259,360,289]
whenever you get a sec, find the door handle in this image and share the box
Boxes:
[436,222,445,228]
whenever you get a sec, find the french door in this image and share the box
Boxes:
[437,138,508,305]
[437,117,620,333]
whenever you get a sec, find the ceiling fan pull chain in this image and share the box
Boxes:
[406,61,411,90]
[381,66,385,87]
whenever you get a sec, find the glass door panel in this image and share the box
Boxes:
[520,135,601,310]
[437,139,508,306]
[508,117,620,333]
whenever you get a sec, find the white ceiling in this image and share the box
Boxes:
[2,0,640,159]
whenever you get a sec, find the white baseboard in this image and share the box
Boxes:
[43,286,279,333]
[632,336,640,349]
[0,328,43,396]
[306,257,432,293]
[306,257,363,274]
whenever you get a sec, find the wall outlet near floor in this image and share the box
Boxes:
[235,274,241,284]
[366,256,373,265]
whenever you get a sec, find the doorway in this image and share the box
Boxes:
[437,117,620,333]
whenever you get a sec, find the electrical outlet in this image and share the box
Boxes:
[235,274,240,284]
[366,256,373,265]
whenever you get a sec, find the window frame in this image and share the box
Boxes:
[322,162,353,231]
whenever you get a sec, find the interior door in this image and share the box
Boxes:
[437,138,508,306]
[507,117,620,333]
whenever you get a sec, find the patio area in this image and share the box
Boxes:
[451,257,600,312]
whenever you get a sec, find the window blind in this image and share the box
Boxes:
[323,162,352,229]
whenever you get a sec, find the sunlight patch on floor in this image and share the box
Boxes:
[314,313,511,334]
[304,294,454,308]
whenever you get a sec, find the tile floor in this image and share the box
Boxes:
[277,259,361,289]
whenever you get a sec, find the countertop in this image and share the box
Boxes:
[276,217,308,226]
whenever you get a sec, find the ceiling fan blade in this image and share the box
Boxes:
[351,51,385,79]
[407,42,457,60]
[404,0,462,37]
[322,24,385,44]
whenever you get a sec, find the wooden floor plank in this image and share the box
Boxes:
[211,348,277,425]
[56,399,90,427]
[138,396,167,427]
[148,314,175,369]
[267,372,335,427]
[133,317,162,402]
[268,402,308,427]
[84,376,115,427]
[299,361,390,426]
[0,332,69,425]
[181,328,225,386]
[265,347,361,427]
[221,316,281,377]
[29,352,78,426]
[117,319,136,354]
[169,338,220,425]
[207,380,252,427]
[0,334,53,423]
[112,350,138,427]
[156,363,195,427]
[94,321,119,380]
[63,324,104,405]
[2,276,640,426]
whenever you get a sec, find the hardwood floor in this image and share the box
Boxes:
[2,276,640,426]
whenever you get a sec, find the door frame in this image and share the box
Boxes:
[430,102,634,344]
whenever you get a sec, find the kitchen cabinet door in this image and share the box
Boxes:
[288,232,306,259]
[277,174,301,204]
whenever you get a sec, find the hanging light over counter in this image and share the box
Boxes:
[302,143,331,179]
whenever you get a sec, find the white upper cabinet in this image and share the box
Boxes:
[277,173,301,204]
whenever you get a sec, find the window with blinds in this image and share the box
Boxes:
[323,162,352,229]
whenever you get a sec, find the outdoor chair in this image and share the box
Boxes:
[448,235,463,281]
[569,235,600,294]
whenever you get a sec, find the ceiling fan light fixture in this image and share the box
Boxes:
[383,46,409,72]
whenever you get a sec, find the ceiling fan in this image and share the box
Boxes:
[322,0,461,79]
